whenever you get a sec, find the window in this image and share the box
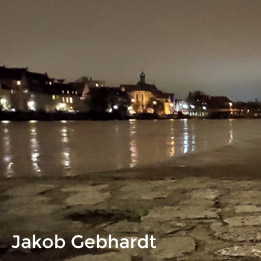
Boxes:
[62,90,64,94]
[52,95,55,100]
[69,97,73,104]
[67,90,69,94]
[66,97,69,103]
[62,97,65,102]
[75,91,78,95]
[17,80,21,86]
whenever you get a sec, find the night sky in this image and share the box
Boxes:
[0,0,261,101]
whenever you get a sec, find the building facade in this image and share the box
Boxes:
[120,72,174,115]
[0,66,86,112]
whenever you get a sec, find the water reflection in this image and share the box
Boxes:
[168,121,175,157]
[30,124,42,176]
[0,119,257,178]
[114,124,123,169]
[229,119,234,144]
[60,124,72,176]
[2,124,14,178]
[129,120,138,168]
[191,122,196,152]
[183,119,189,154]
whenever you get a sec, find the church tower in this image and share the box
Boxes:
[140,72,145,83]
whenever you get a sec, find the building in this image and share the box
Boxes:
[0,66,86,112]
[184,91,234,117]
[120,72,174,115]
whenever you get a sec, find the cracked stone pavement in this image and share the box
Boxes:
[1,176,261,261]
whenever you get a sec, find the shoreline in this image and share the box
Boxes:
[1,111,261,122]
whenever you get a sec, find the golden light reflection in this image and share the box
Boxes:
[30,125,42,176]
[2,126,14,178]
[60,125,72,176]
[129,120,138,168]
[169,122,175,157]
[229,119,234,144]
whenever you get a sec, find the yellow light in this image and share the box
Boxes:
[52,95,55,100]
[17,80,21,86]
[0,98,7,105]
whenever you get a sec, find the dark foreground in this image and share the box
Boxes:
[0,139,261,260]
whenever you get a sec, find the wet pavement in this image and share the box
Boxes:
[1,176,261,260]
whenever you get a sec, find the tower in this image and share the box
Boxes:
[140,72,145,83]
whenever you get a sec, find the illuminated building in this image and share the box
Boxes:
[0,66,86,112]
[120,72,174,115]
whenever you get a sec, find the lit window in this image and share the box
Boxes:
[49,81,52,85]
[67,90,69,94]
[62,90,64,94]
[62,97,65,102]
[27,100,36,111]
[72,91,74,94]
[11,90,14,94]
[75,91,78,95]
[69,97,73,104]
[52,95,55,100]
[96,83,99,87]
[17,80,21,86]
[66,97,69,103]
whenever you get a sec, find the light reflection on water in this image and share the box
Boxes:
[0,119,260,178]
[30,124,42,176]
[2,124,14,178]
[60,124,72,176]
[129,120,138,168]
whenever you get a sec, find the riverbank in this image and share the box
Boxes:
[1,111,261,121]
[0,139,261,260]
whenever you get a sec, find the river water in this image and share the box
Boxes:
[0,119,260,178]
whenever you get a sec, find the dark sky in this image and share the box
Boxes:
[0,0,261,101]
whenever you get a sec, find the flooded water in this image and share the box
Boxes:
[0,119,261,178]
